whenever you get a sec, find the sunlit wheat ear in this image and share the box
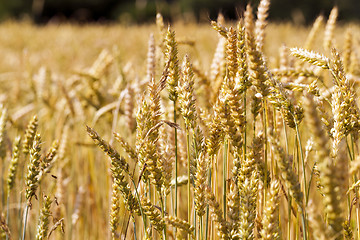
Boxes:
[35,195,53,240]
[124,85,136,133]
[86,126,130,175]
[343,221,353,240]
[236,22,251,93]
[255,0,270,52]
[53,168,66,221]
[316,135,347,240]
[330,87,344,157]
[269,132,303,207]
[178,55,196,131]
[116,172,141,216]
[0,214,11,239]
[238,171,258,240]
[156,13,166,51]
[25,133,42,204]
[57,123,69,161]
[219,88,243,156]
[267,81,304,129]
[304,15,324,50]
[87,127,140,217]
[244,4,255,36]
[0,105,7,159]
[330,50,360,138]
[323,6,338,51]
[205,186,229,239]
[260,180,281,240]
[343,29,353,72]
[245,18,269,96]
[165,27,180,102]
[227,181,240,238]
[159,150,173,196]
[279,44,290,71]
[226,27,238,80]
[212,13,225,32]
[71,186,85,227]
[206,105,224,158]
[110,179,121,239]
[23,115,38,155]
[141,196,165,233]
[251,91,262,120]
[194,152,208,217]
[211,20,228,38]
[88,49,113,79]
[38,140,59,183]
[290,48,330,69]
[146,33,156,82]
[210,34,226,84]
[113,132,138,161]
[303,92,330,160]
[349,51,360,76]
[164,216,194,238]
[7,136,21,194]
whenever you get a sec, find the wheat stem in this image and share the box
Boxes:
[294,121,307,204]
[21,204,30,240]
[130,178,148,239]
[186,130,191,238]
[174,103,178,221]
[223,139,228,220]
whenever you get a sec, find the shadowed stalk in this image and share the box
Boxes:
[133,220,137,240]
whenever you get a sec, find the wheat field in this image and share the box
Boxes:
[1,1,360,239]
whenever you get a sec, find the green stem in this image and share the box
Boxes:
[21,204,30,240]
[1,160,4,208]
[6,194,9,240]
[192,131,198,240]
[223,139,228,220]
[349,134,360,240]
[174,102,178,221]
[300,208,308,240]
[288,194,292,240]
[186,130,191,238]
[243,91,247,159]
[200,215,203,240]
[283,118,291,240]
[131,178,148,239]
[294,121,307,204]
[160,194,167,240]
[194,210,197,240]
[205,158,213,240]
[262,99,268,205]
[133,219,137,240]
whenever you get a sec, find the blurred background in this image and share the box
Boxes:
[0,0,359,24]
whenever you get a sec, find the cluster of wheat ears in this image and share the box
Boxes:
[1,0,360,239]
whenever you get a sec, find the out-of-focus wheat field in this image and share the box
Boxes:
[1,3,360,240]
